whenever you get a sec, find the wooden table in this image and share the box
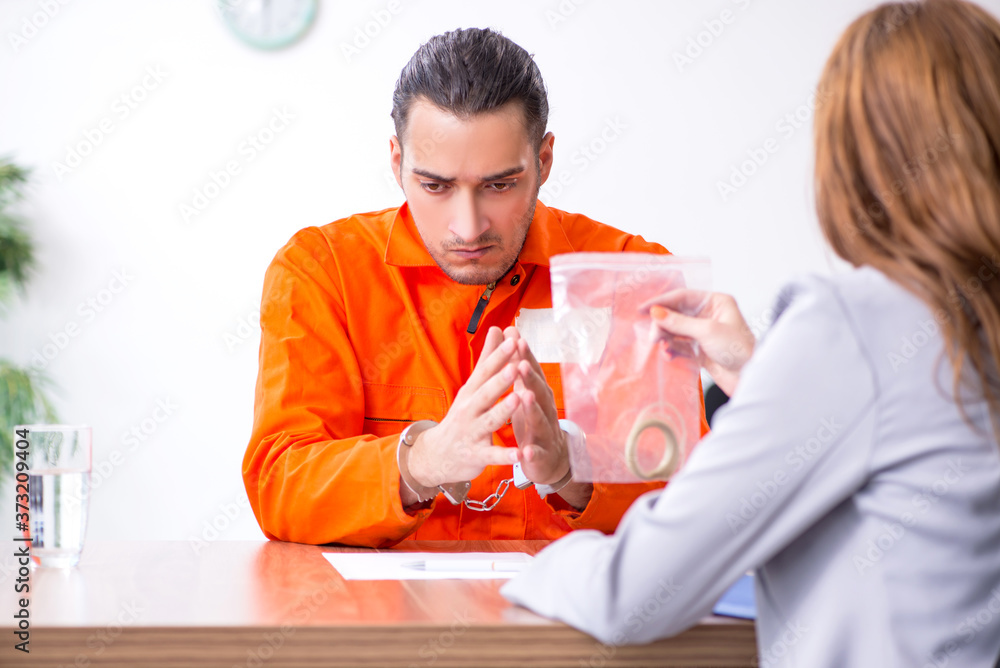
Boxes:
[0,540,756,667]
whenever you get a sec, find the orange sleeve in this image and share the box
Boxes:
[540,231,712,534]
[242,230,434,547]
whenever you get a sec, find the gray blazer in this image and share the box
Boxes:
[502,266,1000,667]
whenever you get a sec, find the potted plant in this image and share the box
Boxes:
[0,158,58,490]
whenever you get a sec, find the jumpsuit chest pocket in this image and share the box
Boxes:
[362,383,448,438]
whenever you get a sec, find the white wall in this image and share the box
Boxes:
[3,0,997,543]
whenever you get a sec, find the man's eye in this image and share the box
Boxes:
[421,182,448,193]
[487,181,515,192]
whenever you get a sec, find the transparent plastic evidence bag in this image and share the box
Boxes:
[546,253,711,484]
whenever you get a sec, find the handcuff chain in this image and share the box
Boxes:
[462,477,513,512]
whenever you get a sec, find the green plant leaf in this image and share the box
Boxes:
[0,157,35,307]
[0,159,58,493]
[0,360,59,492]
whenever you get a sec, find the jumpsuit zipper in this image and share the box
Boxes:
[466,281,497,334]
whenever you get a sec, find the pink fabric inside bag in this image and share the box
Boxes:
[550,253,711,483]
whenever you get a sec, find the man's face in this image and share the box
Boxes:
[391,99,554,286]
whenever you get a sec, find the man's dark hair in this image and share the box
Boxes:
[391,28,549,150]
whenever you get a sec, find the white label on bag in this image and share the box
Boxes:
[515,307,612,364]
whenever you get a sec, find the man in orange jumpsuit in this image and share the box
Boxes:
[243,28,708,547]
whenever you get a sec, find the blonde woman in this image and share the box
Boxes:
[502,1,1000,665]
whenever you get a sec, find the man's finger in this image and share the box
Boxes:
[468,363,518,415]
[518,357,555,404]
[513,367,525,395]
[514,356,559,424]
[516,338,546,377]
[518,387,546,419]
[520,387,556,439]
[467,335,517,390]
[480,445,520,468]
[480,326,504,359]
[478,391,520,435]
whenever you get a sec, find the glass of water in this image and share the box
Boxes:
[15,425,92,568]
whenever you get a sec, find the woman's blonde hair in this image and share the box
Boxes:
[815,0,1000,425]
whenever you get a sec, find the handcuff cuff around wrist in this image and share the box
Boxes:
[397,419,582,512]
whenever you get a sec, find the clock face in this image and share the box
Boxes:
[218,0,318,50]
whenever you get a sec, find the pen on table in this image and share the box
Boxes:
[402,559,531,572]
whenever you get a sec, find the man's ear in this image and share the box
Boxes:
[537,132,555,186]
[390,136,404,189]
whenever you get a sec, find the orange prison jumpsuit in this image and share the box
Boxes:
[243,200,710,547]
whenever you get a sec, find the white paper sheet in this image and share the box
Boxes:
[322,551,535,580]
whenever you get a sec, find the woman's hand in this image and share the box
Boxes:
[643,290,755,397]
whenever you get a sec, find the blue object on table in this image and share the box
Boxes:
[713,573,756,619]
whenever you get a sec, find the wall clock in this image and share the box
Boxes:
[218,0,318,50]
